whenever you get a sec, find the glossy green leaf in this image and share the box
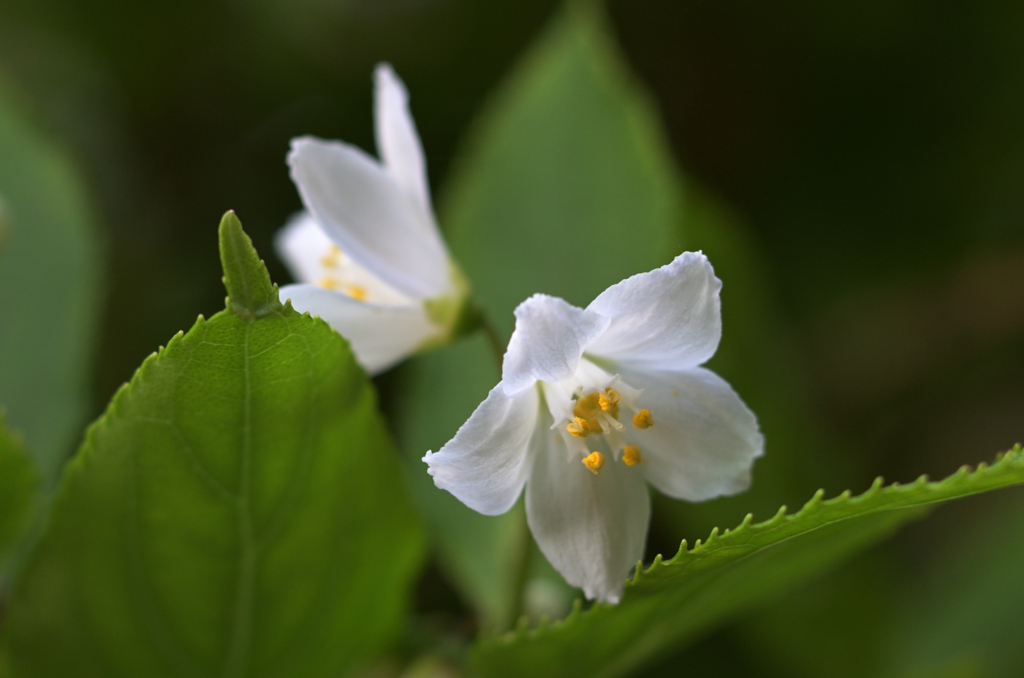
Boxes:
[470,446,1024,678]
[0,413,38,566]
[0,75,101,487]
[440,1,679,339]
[1,213,426,678]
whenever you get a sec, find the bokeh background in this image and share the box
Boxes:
[1,0,1022,675]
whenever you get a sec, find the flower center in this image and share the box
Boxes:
[542,363,655,476]
[571,389,626,437]
[313,244,412,306]
[316,275,368,300]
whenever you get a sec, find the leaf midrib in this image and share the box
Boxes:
[222,320,257,678]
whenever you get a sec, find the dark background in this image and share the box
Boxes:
[1,0,1022,674]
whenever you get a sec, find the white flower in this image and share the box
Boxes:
[423,253,764,603]
[276,64,467,374]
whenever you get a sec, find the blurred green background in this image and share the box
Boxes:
[0,0,1022,675]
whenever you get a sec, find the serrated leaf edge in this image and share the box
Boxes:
[486,445,1024,645]
[54,302,350,492]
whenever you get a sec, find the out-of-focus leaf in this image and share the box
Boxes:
[0,413,38,565]
[391,333,530,632]
[470,446,1024,678]
[886,489,1024,678]
[1,214,426,678]
[0,75,101,487]
[440,1,679,339]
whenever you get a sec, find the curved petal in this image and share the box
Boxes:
[423,384,539,515]
[586,252,722,371]
[620,365,764,502]
[501,295,610,397]
[275,211,416,306]
[525,413,650,603]
[288,136,451,299]
[280,283,440,375]
[274,210,335,284]
[374,63,432,215]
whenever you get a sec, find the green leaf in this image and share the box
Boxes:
[391,334,531,632]
[2,214,426,678]
[886,489,1024,677]
[0,413,39,567]
[0,74,102,487]
[470,447,1024,678]
[440,1,680,339]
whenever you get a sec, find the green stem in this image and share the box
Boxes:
[475,317,534,630]
[481,319,506,374]
[476,318,534,629]
[505,505,534,630]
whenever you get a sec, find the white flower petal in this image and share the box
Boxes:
[423,384,539,515]
[501,295,610,397]
[275,210,337,285]
[586,252,722,371]
[374,64,432,215]
[525,414,650,603]
[288,136,451,300]
[280,283,440,375]
[275,211,416,306]
[621,365,764,502]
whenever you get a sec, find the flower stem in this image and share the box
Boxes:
[481,319,505,374]
[506,504,533,630]
[477,318,530,629]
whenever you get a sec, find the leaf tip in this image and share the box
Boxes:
[218,210,283,319]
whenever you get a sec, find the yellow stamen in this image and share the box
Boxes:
[598,388,620,412]
[633,409,654,430]
[320,245,342,268]
[623,445,642,466]
[316,276,340,290]
[581,451,605,475]
[566,417,591,438]
[345,284,368,301]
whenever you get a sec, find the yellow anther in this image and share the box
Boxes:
[633,409,654,430]
[320,245,342,268]
[316,276,340,290]
[345,284,368,301]
[599,388,620,412]
[581,451,606,475]
[623,445,643,466]
[566,417,591,438]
